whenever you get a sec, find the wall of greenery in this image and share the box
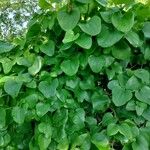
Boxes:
[0,0,150,149]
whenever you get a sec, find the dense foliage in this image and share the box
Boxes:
[0,0,150,149]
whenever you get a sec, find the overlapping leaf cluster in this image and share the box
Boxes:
[0,0,150,149]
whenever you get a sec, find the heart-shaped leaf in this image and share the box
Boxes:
[88,55,105,73]
[111,11,134,33]
[57,8,80,31]
[75,33,92,49]
[4,80,22,98]
[97,25,123,47]
[78,16,101,36]
[112,86,132,106]
[61,58,79,76]
[38,79,59,98]
[40,40,55,56]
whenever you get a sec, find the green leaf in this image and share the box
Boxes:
[12,107,25,124]
[79,16,101,36]
[36,102,50,117]
[57,137,69,150]
[0,58,15,74]
[75,33,92,49]
[0,108,6,129]
[100,11,113,23]
[4,80,22,98]
[142,22,150,38]
[26,23,41,41]
[62,30,79,43]
[73,108,85,128]
[0,41,14,54]
[95,0,108,6]
[112,41,131,60]
[61,58,79,76]
[97,25,123,47]
[135,86,150,105]
[40,40,55,56]
[76,0,91,3]
[92,92,110,112]
[119,123,132,139]
[39,0,51,9]
[142,108,150,121]
[28,56,42,76]
[71,133,90,149]
[111,0,134,5]
[125,76,141,90]
[107,123,119,136]
[132,136,149,150]
[134,69,149,84]
[112,86,132,106]
[102,113,117,126]
[88,55,105,73]
[125,31,142,47]
[57,8,80,31]
[92,133,110,150]
[38,79,59,98]
[111,11,134,33]
[38,134,51,150]
[126,100,136,111]
[38,122,52,138]
[136,101,147,116]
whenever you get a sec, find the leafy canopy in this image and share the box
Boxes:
[0,0,150,149]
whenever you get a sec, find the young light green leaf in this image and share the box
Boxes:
[57,8,80,31]
[40,40,55,56]
[38,122,52,138]
[28,56,42,76]
[79,16,101,36]
[91,133,110,150]
[38,134,51,150]
[62,30,79,43]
